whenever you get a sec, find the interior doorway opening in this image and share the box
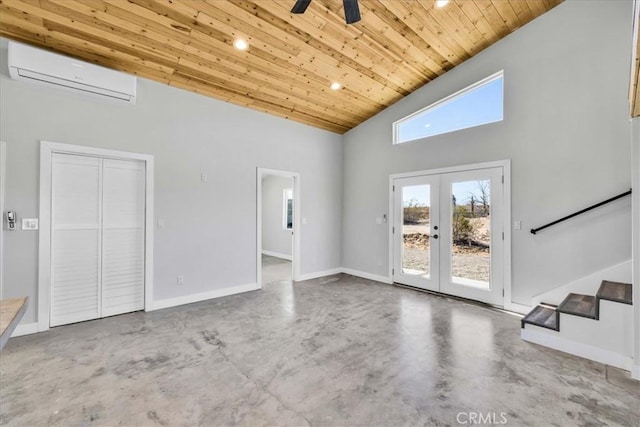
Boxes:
[257,168,300,287]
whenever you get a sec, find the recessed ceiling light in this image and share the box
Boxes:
[435,0,450,8]
[233,38,249,51]
[330,82,342,90]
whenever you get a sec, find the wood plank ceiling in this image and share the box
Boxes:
[631,0,639,118]
[0,0,562,133]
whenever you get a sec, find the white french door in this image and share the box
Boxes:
[50,153,145,326]
[393,166,505,306]
[393,175,440,291]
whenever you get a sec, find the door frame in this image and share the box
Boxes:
[257,168,301,287]
[388,160,524,313]
[38,141,154,332]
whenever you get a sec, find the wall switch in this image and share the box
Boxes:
[302,218,308,225]
[22,218,38,230]
[513,221,521,230]
[376,217,382,225]
[157,219,165,229]
[177,275,184,285]
[201,173,208,182]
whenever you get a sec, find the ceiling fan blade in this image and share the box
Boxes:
[343,0,361,24]
[291,0,312,14]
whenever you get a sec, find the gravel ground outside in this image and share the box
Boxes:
[402,235,490,283]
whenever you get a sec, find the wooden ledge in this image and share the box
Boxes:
[0,297,29,350]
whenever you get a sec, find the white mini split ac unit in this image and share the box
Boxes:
[7,41,137,104]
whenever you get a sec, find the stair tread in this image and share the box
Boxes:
[597,281,632,305]
[557,293,597,319]
[522,305,558,331]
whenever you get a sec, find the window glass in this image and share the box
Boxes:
[283,188,293,230]
[394,72,503,144]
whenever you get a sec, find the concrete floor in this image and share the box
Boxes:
[261,254,292,284]
[1,258,638,426]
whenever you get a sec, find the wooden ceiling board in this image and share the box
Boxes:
[632,1,640,118]
[0,0,562,133]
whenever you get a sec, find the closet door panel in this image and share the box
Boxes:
[50,154,101,326]
[101,159,145,317]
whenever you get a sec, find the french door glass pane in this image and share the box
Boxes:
[450,180,491,288]
[402,185,431,277]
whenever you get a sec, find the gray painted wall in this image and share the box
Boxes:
[341,0,633,305]
[262,175,293,257]
[0,0,635,325]
[0,39,343,323]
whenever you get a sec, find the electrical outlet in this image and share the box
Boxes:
[177,275,184,286]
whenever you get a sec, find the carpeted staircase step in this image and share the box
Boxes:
[521,305,559,331]
[557,293,598,319]
[596,280,632,305]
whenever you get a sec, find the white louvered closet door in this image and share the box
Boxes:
[51,154,145,326]
[51,154,102,326]
[101,159,145,317]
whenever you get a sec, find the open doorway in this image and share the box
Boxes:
[257,168,300,287]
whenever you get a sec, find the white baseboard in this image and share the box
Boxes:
[297,268,342,281]
[261,250,292,261]
[503,301,532,315]
[521,328,633,371]
[297,267,393,284]
[341,268,393,284]
[11,321,39,337]
[150,282,260,311]
[632,365,640,381]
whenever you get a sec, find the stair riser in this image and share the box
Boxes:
[528,301,633,359]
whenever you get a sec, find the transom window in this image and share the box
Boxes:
[393,71,504,144]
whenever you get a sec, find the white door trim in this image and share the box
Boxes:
[257,168,301,287]
[0,141,5,297]
[38,141,154,332]
[388,160,523,313]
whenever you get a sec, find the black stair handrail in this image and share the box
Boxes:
[530,189,632,235]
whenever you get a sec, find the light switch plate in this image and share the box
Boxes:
[22,218,39,230]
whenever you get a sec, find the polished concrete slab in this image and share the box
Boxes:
[1,265,638,426]
[261,255,292,284]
